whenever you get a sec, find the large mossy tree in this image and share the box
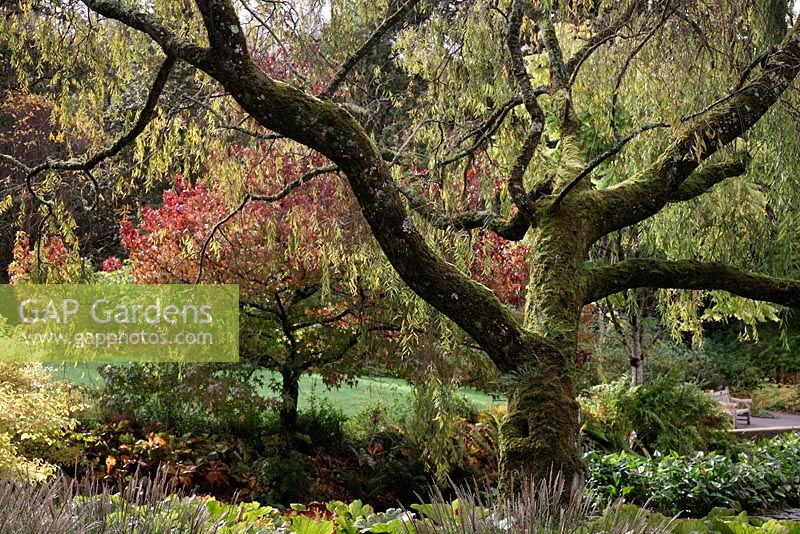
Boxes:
[4,0,800,492]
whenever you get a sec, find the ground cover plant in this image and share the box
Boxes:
[0,472,672,533]
[3,470,800,534]
[587,433,800,516]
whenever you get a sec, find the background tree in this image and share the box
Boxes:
[120,144,396,432]
[5,0,800,494]
[590,226,664,386]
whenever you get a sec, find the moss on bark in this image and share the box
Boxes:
[499,360,583,495]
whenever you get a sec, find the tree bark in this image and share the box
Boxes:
[629,312,644,386]
[279,366,300,432]
[497,215,589,493]
[498,346,584,495]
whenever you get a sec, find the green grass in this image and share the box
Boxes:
[48,363,504,418]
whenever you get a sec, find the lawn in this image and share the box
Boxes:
[48,363,504,417]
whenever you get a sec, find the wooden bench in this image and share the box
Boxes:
[708,388,751,428]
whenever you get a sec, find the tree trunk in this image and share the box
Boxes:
[279,367,300,432]
[498,352,584,495]
[630,316,644,386]
[631,358,643,386]
[497,220,588,494]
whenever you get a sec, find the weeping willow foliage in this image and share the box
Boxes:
[2,0,800,359]
[382,0,800,338]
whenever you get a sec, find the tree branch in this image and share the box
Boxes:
[610,3,676,137]
[395,181,530,240]
[2,54,175,213]
[505,0,545,224]
[90,0,538,373]
[291,308,352,331]
[82,0,208,64]
[584,16,800,240]
[435,93,544,170]
[669,153,748,203]
[565,0,641,86]
[553,121,670,206]
[585,258,800,307]
[539,15,567,91]
[321,0,422,99]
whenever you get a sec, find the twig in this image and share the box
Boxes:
[322,0,422,98]
[195,165,338,283]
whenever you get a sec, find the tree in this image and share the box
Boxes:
[5,0,800,493]
[120,146,395,431]
[590,226,664,386]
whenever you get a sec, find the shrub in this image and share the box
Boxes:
[344,399,410,440]
[295,400,348,449]
[405,379,475,485]
[751,382,800,414]
[0,363,86,481]
[97,363,269,439]
[586,432,800,516]
[580,372,732,454]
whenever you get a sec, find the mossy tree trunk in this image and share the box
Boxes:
[497,211,592,491]
[499,352,584,494]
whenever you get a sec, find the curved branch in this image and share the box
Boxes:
[2,54,175,219]
[88,0,538,373]
[14,55,174,177]
[585,258,800,308]
[82,0,208,64]
[553,121,669,206]
[195,164,338,283]
[669,155,748,203]
[586,17,800,240]
[505,0,545,223]
[78,55,177,170]
[565,0,641,86]
[395,180,530,240]
[436,93,543,170]
[610,3,676,137]
[321,0,422,98]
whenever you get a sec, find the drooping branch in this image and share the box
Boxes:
[564,0,642,86]
[585,16,800,240]
[585,258,800,308]
[1,54,176,212]
[185,95,283,141]
[89,0,541,373]
[321,0,422,99]
[71,55,177,170]
[82,1,208,64]
[300,323,400,371]
[195,164,338,283]
[290,308,351,331]
[436,93,538,170]
[610,3,676,137]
